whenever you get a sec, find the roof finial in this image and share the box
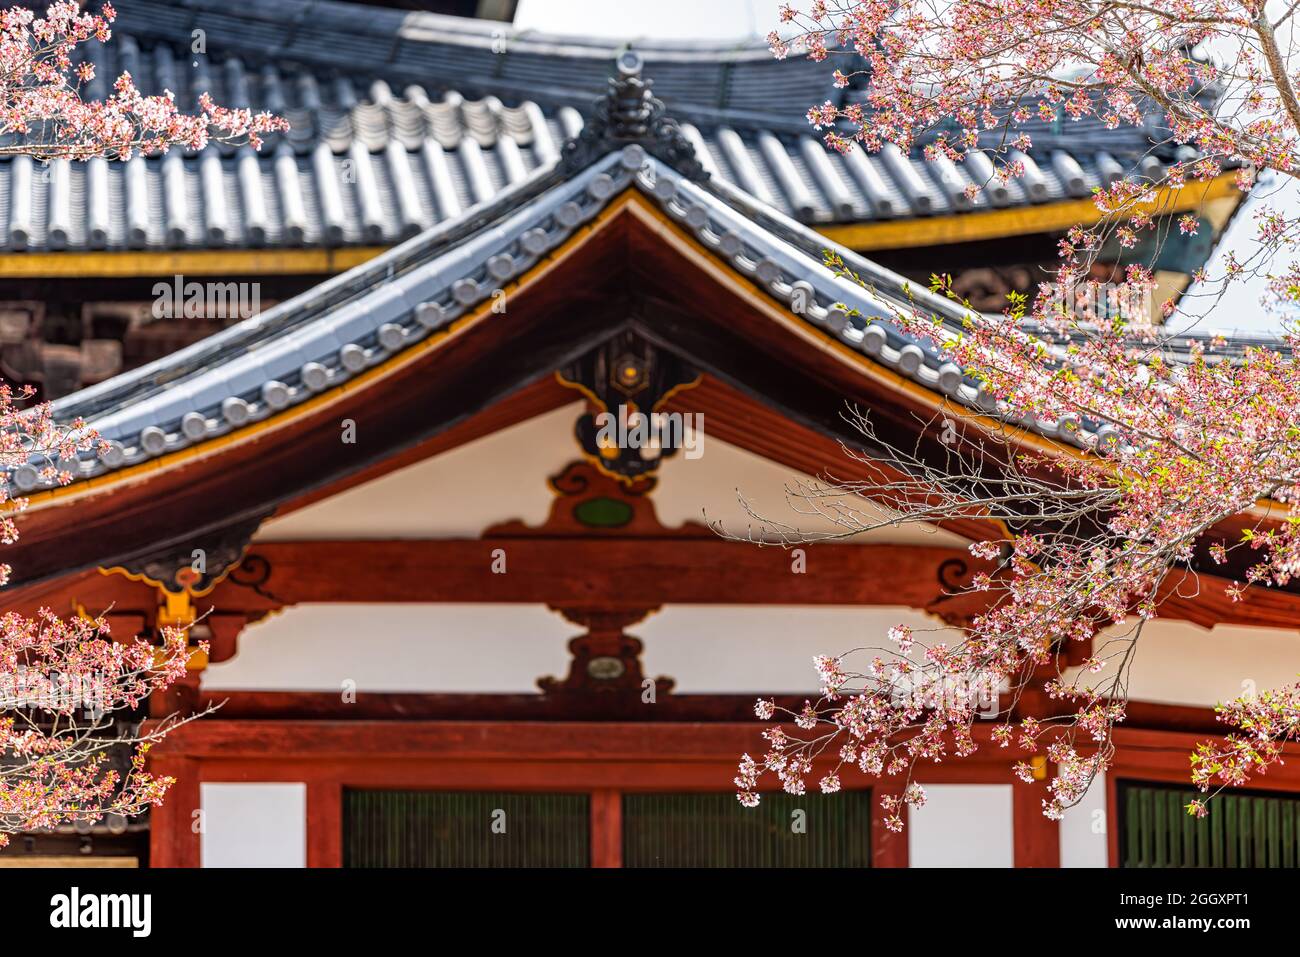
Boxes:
[560,48,710,181]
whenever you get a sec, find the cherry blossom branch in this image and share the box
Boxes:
[0,3,287,162]
[0,0,284,846]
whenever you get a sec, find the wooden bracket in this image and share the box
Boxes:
[539,606,674,699]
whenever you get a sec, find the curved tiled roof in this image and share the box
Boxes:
[0,98,1179,253]
[0,7,1253,493]
[11,142,1263,492]
[0,1,1202,252]
[13,140,1131,494]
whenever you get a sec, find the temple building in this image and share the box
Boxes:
[0,0,1295,868]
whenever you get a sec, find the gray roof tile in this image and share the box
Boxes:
[0,1,1189,253]
[13,144,1192,492]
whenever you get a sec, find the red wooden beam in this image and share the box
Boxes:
[196,691,1241,734]
[195,536,1300,633]
[198,690,831,723]
[212,539,995,612]
[151,720,781,761]
[160,717,1258,765]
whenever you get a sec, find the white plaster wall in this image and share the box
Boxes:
[652,429,968,547]
[202,603,579,693]
[908,784,1014,867]
[200,783,306,868]
[1068,619,1300,708]
[205,602,957,695]
[255,402,586,540]
[1059,772,1109,868]
[202,581,1300,727]
[638,605,961,693]
[258,399,965,548]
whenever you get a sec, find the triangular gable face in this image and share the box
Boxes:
[185,373,1300,710]
[254,397,969,548]
[207,396,973,699]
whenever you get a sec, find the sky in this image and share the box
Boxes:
[1172,179,1300,339]
[516,0,1290,337]
[515,0,778,40]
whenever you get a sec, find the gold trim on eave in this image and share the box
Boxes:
[821,171,1243,251]
[97,547,249,599]
[0,247,389,278]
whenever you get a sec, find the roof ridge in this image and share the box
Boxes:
[106,0,845,127]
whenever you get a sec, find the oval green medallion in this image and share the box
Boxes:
[573,496,634,528]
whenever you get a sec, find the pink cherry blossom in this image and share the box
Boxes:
[0,3,287,161]
[739,0,1300,827]
[0,1,285,845]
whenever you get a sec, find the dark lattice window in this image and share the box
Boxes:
[1120,781,1300,867]
[622,791,872,868]
[344,791,589,868]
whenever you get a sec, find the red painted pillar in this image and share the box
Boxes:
[1013,775,1061,867]
[150,756,201,868]
[871,780,910,867]
[590,789,622,868]
[307,778,343,867]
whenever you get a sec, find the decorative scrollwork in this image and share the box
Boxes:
[556,330,702,481]
[227,553,286,604]
[937,557,971,594]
